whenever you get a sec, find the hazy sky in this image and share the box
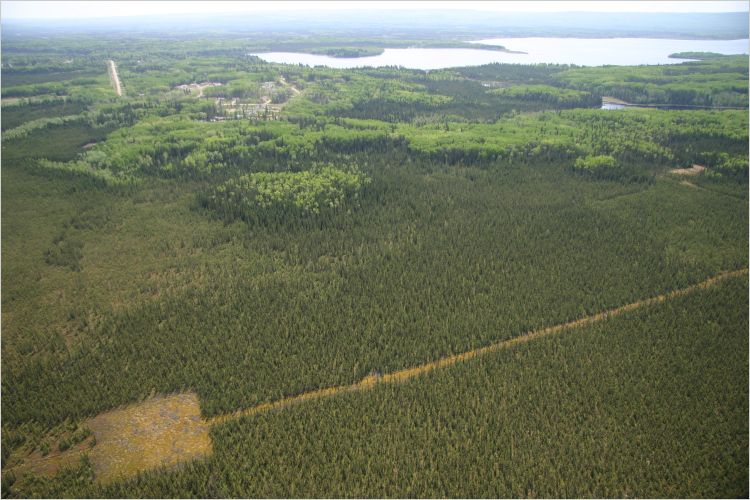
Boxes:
[3,1,748,19]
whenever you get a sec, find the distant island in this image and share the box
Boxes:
[309,47,384,58]
[668,51,730,59]
[256,40,521,58]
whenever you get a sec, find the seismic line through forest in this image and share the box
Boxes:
[206,267,748,426]
[6,268,746,486]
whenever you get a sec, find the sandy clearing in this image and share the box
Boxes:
[1,97,24,105]
[87,392,211,484]
[601,96,630,105]
[175,81,222,98]
[670,164,706,176]
[4,393,211,489]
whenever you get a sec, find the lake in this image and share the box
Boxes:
[251,37,748,69]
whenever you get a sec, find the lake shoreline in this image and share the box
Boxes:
[252,37,748,69]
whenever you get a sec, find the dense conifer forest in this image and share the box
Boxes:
[1,21,747,498]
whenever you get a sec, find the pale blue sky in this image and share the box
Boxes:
[3,1,748,20]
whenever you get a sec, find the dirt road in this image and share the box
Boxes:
[108,60,122,97]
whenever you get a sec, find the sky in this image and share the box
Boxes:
[3,1,748,20]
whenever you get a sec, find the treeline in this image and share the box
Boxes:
[554,56,749,107]
[489,84,600,108]
[571,154,652,183]
[199,164,370,226]
[1,97,91,131]
[455,62,576,83]
[24,106,746,199]
[2,101,165,141]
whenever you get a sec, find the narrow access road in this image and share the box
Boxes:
[279,75,300,95]
[108,60,123,97]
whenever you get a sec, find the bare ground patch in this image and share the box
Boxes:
[670,164,706,176]
[3,393,211,488]
[174,81,222,98]
[87,392,212,484]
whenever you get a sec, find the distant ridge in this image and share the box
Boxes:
[3,11,748,40]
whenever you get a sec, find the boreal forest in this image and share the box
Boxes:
[1,7,748,498]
